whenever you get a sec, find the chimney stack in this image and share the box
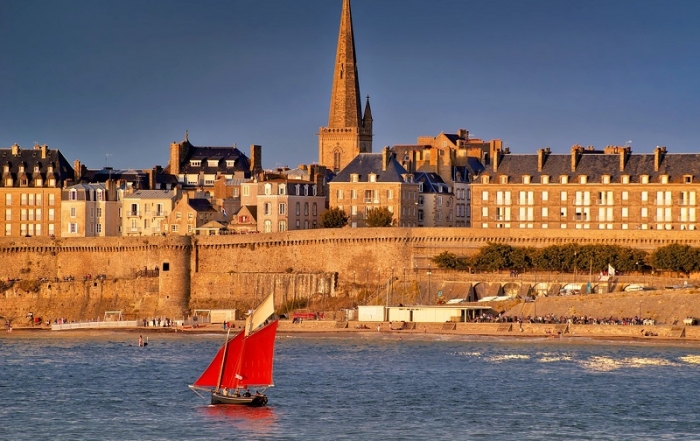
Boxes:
[570,145,583,172]
[11,144,19,156]
[382,146,390,171]
[250,145,262,175]
[654,146,666,172]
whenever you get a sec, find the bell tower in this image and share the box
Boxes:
[319,0,373,173]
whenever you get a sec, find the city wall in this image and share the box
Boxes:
[1,228,698,321]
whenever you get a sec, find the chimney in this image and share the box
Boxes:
[619,147,631,171]
[11,144,19,156]
[570,145,583,172]
[654,146,666,172]
[74,160,82,181]
[169,141,182,175]
[490,140,502,172]
[382,146,390,171]
[250,144,262,175]
[537,148,548,172]
[41,144,48,158]
[457,129,468,139]
[315,172,325,197]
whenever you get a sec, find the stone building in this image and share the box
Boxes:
[471,145,700,231]
[329,147,419,227]
[122,189,179,236]
[318,0,372,172]
[240,177,326,233]
[0,144,74,237]
[415,172,455,228]
[61,183,120,237]
[163,193,220,235]
[167,132,262,197]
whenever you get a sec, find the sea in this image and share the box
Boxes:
[1,331,700,440]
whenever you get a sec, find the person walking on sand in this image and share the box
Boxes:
[138,335,144,347]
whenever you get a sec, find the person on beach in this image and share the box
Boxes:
[138,335,143,347]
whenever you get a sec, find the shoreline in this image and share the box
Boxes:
[6,320,700,346]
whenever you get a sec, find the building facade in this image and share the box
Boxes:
[471,145,700,231]
[329,148,419,227]
[121,189,179,236]
[61,183,120,237]
[1,144,74,237]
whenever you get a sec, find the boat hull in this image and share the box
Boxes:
[211,392,268,407]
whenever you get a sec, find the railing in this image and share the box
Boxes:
[52,320,139,331]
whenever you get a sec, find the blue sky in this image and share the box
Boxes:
[2,0,700,170]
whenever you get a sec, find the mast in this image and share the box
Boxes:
[215,328,231,392]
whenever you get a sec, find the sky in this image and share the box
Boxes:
[2,0,700,171]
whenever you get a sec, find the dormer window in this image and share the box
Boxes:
[226,160,235,167]
[481,175,489,184]
[96,189,104,201]
[35,178,42,187]
[350,173,359,183]
[660,175,669,184]
[69,189,78,201]
[48,178,56,187]
[19,165,25,173]
[560,176,568,184]
[20,178,28,187]
[641,175,649,184]
[207,160,218,167]
[541,175,550,184]
[264,183,272,195]
[418,183,424,192]
[621,175,630,184]
[684,175,693,184]
[5,178,12,186]
[3,165,9,173]
[190,160,201,167]
[579,175,587,184]
[602,175,610,184]
[34,165,40,173]
[369,173,377,183]
[500,176,508,184]
[278,184,286,195]
[522,175,531,184]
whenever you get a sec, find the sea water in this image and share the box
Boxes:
[1,332,700,440]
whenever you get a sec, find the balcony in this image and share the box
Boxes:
[127,210,140,217]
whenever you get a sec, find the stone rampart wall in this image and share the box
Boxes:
[2,227,700,321]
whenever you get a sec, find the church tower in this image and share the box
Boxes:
[319,0,373,173]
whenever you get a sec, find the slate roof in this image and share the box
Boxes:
[333,152,410,183]
[124,190,177,200]
[482,151,700,183]
[415,172,453,194]
[188,198,217,213]
[178,141,251,176]
[453,157,486,183]
[0,145,74,187]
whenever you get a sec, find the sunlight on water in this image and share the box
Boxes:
[484,354,531,362]
[679,354,700,364]
[580,355,679,372]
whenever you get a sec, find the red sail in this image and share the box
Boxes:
[193,330,244,389]
[232,320,278,389]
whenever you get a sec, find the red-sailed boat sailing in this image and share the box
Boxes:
[189,293,278,406]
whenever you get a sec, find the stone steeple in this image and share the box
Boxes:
[319,0,373,173]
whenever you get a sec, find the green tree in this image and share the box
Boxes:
[365,207,394,227]
[471,242,514,272]
[320,207,349,228]
[651,243,699,276]
[432,251,465,269]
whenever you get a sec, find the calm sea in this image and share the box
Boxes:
[1,331,700,440]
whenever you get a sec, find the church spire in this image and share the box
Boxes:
[328,0,362,128]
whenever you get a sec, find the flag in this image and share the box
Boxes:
[608,264,615,277]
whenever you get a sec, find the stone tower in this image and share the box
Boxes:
[319,0,373,173]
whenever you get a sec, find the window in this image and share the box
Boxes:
[5,194,10,205]
[28,194,34,205]
[49,209,55,221]
[96,224,102,234]
[622,191,629,201]
[364,190,372,203]
[337,189,344,200]
[36,194,41,205]
[304,202,309,216]
[278,221,287,232]
[243,186,250,196]
[560,191,567,202]
[351,174,359,183]
[621,175,630,184]
[176,212,182,220]
[279,203,286,215]
[369,173,377,183]
[264,220,272,233]
[188,225,193,233]
[312,203,317,216]
[351,190,357,200]
[48,224,54,236]
[641,175,649,184]
[264,184,272,195]
[188,212,194,220]
[69,189,77,201]
[278,185,286,195]
[560,176,568,184]
[387,189,393,199]
[69,223,78,233]
[4,209,10,220]
[226,160,234,167]
[70,207,76,218]
[35,209,41,221]
[522,175,531,184]
[296,202,300,216]
[264,203,271,216]
[171,224,178,232]
[602,175,610,184]
[49,194,54,206]
[21,194,27,205]
[542,207,549,217]
[190,160,201,167]
[482,191,488,201]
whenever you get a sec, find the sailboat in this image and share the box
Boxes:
[189,293,278,406]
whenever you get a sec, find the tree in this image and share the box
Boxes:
[432,251,465,269]
[320,207,348,228]
[365,207,394,227]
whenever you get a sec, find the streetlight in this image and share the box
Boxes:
[427,265,432,304]
[390,267,394,307]
[403,266,406,306]
[353,270,356,298]
[574,251,578,283]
